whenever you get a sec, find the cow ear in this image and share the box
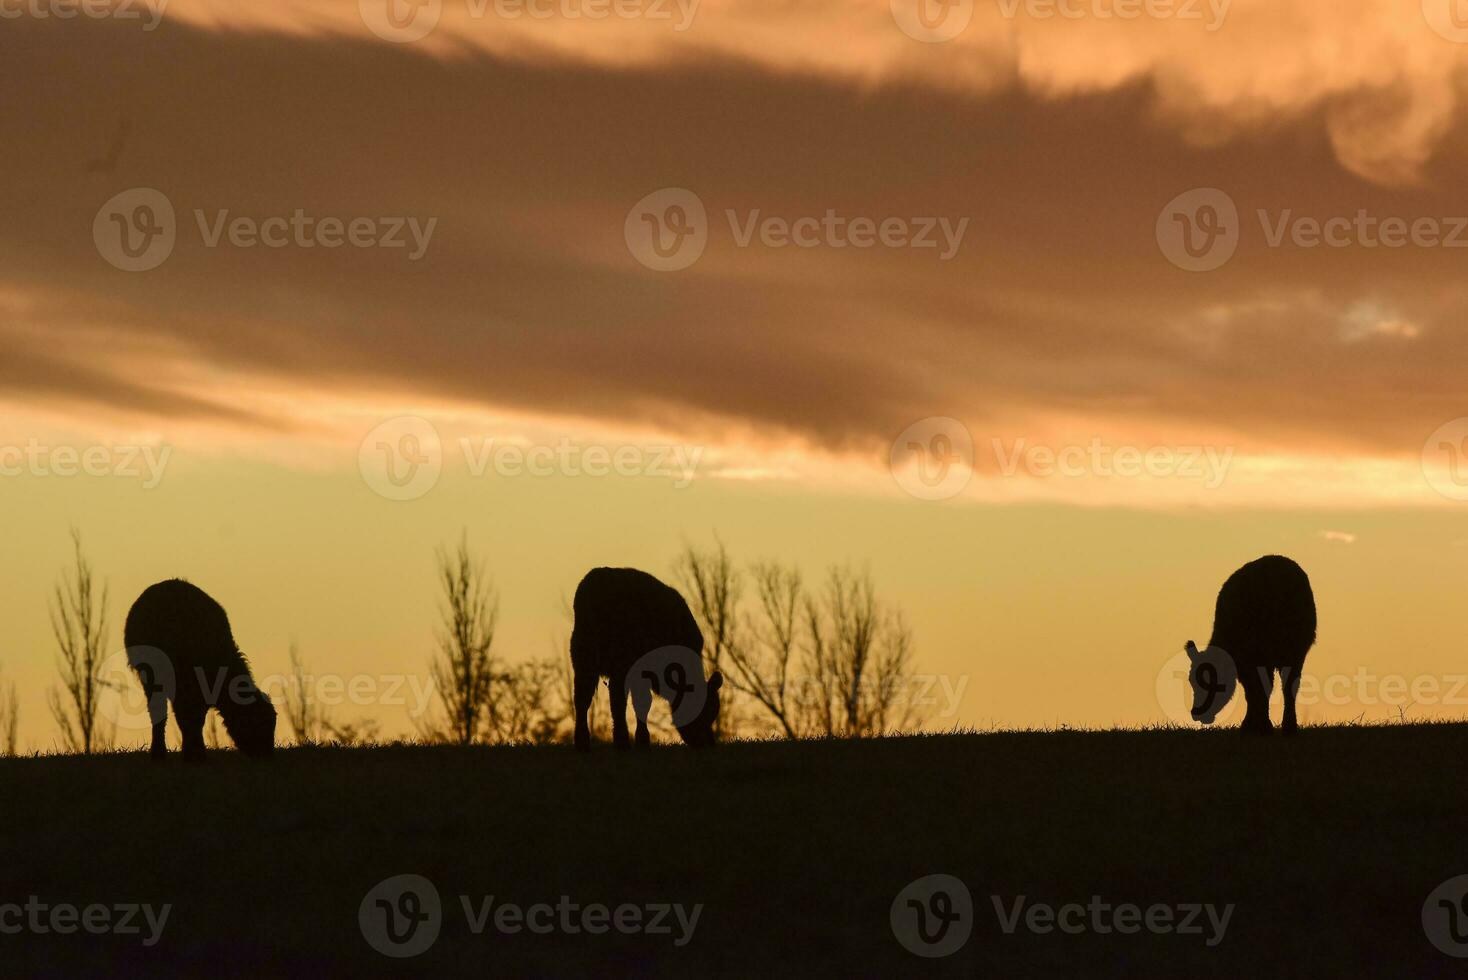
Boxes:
[1185,641,1199,662]
[709,671,723,691]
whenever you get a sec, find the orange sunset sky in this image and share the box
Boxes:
[4,0,1468,749]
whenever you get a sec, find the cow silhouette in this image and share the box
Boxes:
[1186,555,1316,734]
[570,567,723,751]
[123,579,277,760]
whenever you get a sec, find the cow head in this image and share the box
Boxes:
[675,671,724,747]
[1185,641,1237,725]
[219,683,278,757]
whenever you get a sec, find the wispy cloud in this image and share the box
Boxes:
[4,7,1468,507]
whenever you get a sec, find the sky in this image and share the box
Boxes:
[3,0,1468,750]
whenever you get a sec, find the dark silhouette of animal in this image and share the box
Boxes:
[123,579,276,760]
[570,567,723,752]
[1186,555,1316,734]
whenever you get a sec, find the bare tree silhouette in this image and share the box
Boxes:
[284,641,327,744]
[677,540,923,738]
[47,529,111,754]
[0,662,19,756]
[675,537,744,738]
[487,658,562,744]
[726,561,806,738]
[805,565,917,737]
[423,533,500,745]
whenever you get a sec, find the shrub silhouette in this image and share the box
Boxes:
[570,567,723,752]
[1186,555,1316,735]
[123,579,277,760]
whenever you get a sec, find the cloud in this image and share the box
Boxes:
[156,0,1468,184]
[3,6,1468,506]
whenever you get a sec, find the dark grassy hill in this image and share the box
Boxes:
[3,724,1467,976]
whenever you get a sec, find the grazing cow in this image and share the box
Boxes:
[570,567,723,751]
[1186,555,1316,734]
[123,579,277,760]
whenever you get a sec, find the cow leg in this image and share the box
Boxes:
[133,662,170,760]
[176,699,208,762]
[609,673,631,750]
[573,668,598,753]
[629,676,653,749]
[1239,664,1273,735]
[1280,666,1302,735]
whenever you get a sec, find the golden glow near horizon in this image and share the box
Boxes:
[4,1,1468,749]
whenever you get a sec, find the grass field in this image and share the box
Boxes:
[3,723,1468,977]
